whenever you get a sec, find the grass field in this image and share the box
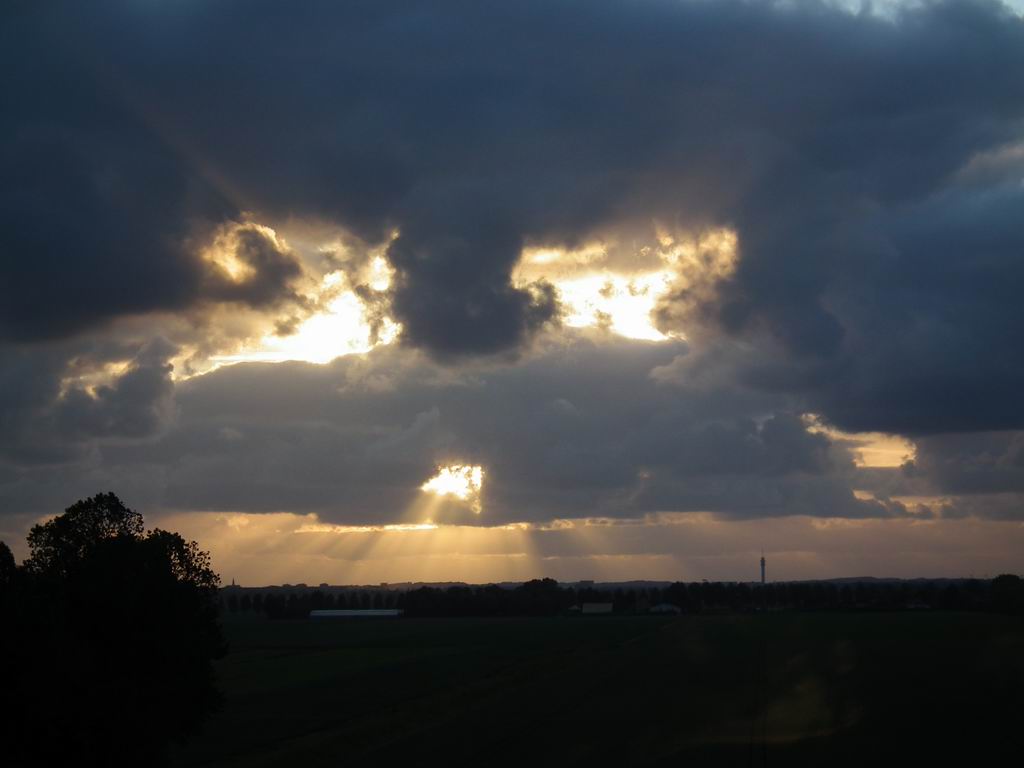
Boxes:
[171,612,1024,766]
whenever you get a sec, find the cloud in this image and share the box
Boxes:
[0,336,912,525]
[3,0,1024,550]
[907,431,1024,495]
[55,338,178,441]
[0,337,178,465]
[6,1,1023,368]
[200,221,306,309]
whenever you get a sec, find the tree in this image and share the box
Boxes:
[992,574,1024,614]
[25,491,144,577]
[0,540,15,589]
[4,492,227,767]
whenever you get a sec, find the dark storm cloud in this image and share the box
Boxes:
[688,179,1024,436]
[7,0,1024,376]
[1,5,230,341]
[0,346,73,464]
[907,431,1024,495]
[3,0,1024,529]
[0,6,301,342]
[55,338,177,441]
[0,337,178,465]
[815,180,1024,434]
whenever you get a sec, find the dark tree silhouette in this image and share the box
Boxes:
[992,574,1024,614]
[0,540,15,588]
[3,492,226,767]
[25,491,144,577]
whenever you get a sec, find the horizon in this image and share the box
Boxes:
[8,506,1024,585]
[217,574,1009,590]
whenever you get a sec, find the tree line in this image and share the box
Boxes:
[223,573,1024,619]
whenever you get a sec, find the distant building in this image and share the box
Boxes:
[761,552,766,585]
[581,602,613,614]
[310,609,403,619]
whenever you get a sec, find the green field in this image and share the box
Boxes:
[172,612,1024,766]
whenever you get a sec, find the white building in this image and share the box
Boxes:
[309,609,403,619]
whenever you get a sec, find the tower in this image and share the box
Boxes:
[760,551,766,585]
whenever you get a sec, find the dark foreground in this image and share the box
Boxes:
[173,612,1024,766]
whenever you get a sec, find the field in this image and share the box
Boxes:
[172,612,1024,766]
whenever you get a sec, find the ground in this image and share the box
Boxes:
[171,612,1024,766]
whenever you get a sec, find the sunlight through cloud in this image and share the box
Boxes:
[214,287,400,365]
[556,272,676,341]
[421,464,485,513]
[210,252,400,367]
[802,414,917,468]
[514,227,737,342]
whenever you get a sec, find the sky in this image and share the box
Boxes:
[3,0,1024,584]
